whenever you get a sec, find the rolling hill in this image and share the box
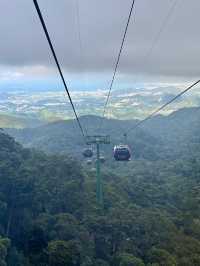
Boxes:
[0,113,43,129]
[6,106,200,162]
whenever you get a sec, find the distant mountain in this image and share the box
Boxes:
[6,115,160,161]
[6,107,200,162]
[0,113,43,129]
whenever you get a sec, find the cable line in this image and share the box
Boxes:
[32,0,86,139]
[100,0,137,125]
[105,0,178,128]
[141,0,178,67]
[127,79,200,133]
[74,0,90,136]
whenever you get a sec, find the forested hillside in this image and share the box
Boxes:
[6,115,160,161]
[0,114,43,129]
[1,122,200,265]
[6,107,200,161]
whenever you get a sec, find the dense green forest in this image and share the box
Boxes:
[1,108,200,265]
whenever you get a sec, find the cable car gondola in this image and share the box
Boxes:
[83,148,93,158]
[95,156,106,164]
[113,144,131,161]
[86,159,93,165]
[100,156,106,164]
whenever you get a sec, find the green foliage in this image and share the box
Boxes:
[113,253,145,266]
[147,247,177,266]
[48,240,81,266]
[0,237,10,266]
[1,106,200,266]
[7,247,30,266]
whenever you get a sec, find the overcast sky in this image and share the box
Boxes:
[0,0,200,90]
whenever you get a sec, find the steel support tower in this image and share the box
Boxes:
[86,135,110,205]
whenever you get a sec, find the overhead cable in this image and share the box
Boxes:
[33,0,86,138]
[100,0,137,124]
[127,79,200,133]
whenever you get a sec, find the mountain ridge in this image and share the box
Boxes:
[5,106,200,162]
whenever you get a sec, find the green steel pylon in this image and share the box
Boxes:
[86,135,110,206]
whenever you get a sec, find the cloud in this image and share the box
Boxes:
[0,0,200,84]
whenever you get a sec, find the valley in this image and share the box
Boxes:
[1,84,200,128]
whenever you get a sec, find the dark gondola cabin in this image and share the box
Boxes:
[113,145,131,161]
[100,156,106,163]
[83,148,93,158]
[86,159,93,165]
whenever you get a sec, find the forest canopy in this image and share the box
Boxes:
[1,117,200,266]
